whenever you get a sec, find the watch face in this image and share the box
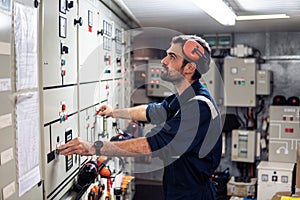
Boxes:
[95,141,103,147]
[94,141,103,156]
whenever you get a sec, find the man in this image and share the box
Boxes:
[58,35,222,200]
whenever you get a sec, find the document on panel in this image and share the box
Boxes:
[14,2,38,90]
[16,92,40,196]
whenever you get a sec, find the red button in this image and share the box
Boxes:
[283,117,286,121]
[285,128,294,133]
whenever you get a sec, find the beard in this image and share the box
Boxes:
[160,64,184,84]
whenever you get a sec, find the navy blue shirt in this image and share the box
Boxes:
[145,81,222,200]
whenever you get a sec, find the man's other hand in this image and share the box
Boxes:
[97,104,113,118]
[57,137,95,156]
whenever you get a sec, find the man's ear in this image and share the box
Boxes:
[185,62,196,74]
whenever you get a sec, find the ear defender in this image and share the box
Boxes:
[182,39,210,74]
[183,39,205,61]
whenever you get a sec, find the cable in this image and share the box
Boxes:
[248,108,255,129]
[255,98,265,129]
[243,108,249,128]
[235,107,246,128]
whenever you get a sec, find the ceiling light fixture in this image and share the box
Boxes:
[236,14,290,21]
[191,0,236,26]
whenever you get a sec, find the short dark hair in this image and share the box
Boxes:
[171,35,211,54]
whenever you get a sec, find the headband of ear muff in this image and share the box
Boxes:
[182,39,210,74]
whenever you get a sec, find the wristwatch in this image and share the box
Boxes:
[93,141,103,156]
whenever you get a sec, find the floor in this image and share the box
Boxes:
[133,179,164,200]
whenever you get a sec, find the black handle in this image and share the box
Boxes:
[74,17,83,26]
[97,29,104,36]
[68,0,74,9]
[34,0,39,8]
[61,44,69,54]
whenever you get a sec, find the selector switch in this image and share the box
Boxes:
[60,55,67,78]
[61,103,66,111]
[116,57,121,66]
[61,43,69,54]
[104,55,111,65]
[59,101,68,122]
[272,175,278,182]
[104,69,111,74]
[61,59,66,66]
[67,0,74,9]
[61,68,66,77]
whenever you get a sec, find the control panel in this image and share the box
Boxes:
[268,105,300,163]
[40,0,133,199]
[40,1,80,198]
[147,59,175,97]
[42,0,78,87]
[224,58,256,107]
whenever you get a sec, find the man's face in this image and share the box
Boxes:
[160,43,186,84]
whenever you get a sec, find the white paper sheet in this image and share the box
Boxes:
[14,3,38,90]
[16,92,40,196]
[18,166,40,197]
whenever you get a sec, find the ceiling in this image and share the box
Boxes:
[120,0,300,34]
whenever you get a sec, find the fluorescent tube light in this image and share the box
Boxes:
[192,0,236,26]
[236,14,290,21]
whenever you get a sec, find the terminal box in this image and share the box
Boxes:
[256,70,273,95]
[257,161,295,200]
[231,129,256,163]
[224,58,256,107]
